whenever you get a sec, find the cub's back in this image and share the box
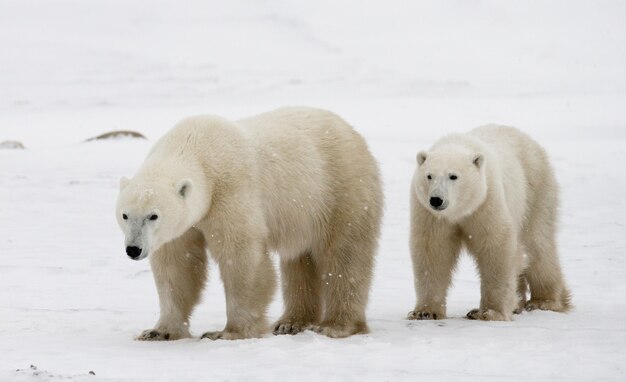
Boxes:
[469,124,552,181]
[470,124,557,228]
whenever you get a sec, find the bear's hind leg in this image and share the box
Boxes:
[524,238,571,313]
[139,228,207,341]
[273,253,321,335]
[522,185,571,313]
[514,274,528,314]
[311,233,377,338]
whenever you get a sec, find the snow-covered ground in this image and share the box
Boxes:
[1,1,625,381]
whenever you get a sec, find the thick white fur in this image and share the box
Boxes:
[116,107,383,340]
[408,125,571,322]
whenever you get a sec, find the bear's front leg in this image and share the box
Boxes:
[202,234,276,340]
[138,229,207,341]
[467,234,519,321]
[408,208,461,321]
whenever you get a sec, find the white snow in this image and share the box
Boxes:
[1,0,626,381]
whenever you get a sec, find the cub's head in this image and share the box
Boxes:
[115,176,200,260]
[413,146,487,222]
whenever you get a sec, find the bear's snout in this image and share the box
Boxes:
[429,197,446,210]
[126,246,143,260]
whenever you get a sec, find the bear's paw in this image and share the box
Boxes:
[309,320,368,338]
[136,329,173,341]
[201,330,249,341]
[466,308,511,321]
[407,309,445,320]
[272,320,313,336]
[525,299,569,313]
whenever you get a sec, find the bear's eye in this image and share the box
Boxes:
[122,214,128,220]
[149,214,159,221]
[427,174,432,180]
[449,175,458,180]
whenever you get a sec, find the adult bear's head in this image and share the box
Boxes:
[115,173,207,260]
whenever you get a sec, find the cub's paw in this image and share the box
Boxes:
[136,329,172,341]
[407,310,443,320]
[201,330,248,341]
[273,320,313,335]
[466,308,511,321]
[310,321,368,338]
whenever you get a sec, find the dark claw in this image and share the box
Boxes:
[148,330,169,339]
[432,313,438,320]
[466,309,480,319]
[201,331,223,340]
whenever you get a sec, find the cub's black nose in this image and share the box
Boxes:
[126,246,142,259]
[430,197,444,208]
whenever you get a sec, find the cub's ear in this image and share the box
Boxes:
[176,179,193,198]
[473,153,484,168]
[119,176,130,189]
[416,151,428,166]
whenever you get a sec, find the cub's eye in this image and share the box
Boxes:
[122,214,128,220]
[427,175,432,180]
[450,175,458,180]
[149,214,159,221]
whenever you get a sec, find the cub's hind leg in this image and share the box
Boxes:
[524,236,571,312]
[522,176,571,313]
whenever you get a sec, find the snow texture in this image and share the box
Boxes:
[1,1,625,381]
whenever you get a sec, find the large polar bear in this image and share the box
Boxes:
[116,107,383,340]
[408,125,571,321]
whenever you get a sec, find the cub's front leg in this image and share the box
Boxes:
[138,228,207,341]
[408,205,461,321]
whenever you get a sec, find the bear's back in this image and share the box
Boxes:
[469,124,556,230]
[238,107,382,256]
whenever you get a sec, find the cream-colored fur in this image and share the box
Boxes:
[408,125,571,322]
[116,107,383,340]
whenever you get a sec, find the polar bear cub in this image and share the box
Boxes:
[408,125,571,321]
[116,107,383,340]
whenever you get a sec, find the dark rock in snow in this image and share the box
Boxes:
[0,140,26,149]
[85,130,146,142]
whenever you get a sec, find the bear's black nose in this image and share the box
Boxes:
[430,197,444,208]
[126,246,142,259]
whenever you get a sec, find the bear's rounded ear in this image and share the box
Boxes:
[119,176,130,189]
[416,151,428,166]
[473,153,484,168]
[176,179,193,198]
